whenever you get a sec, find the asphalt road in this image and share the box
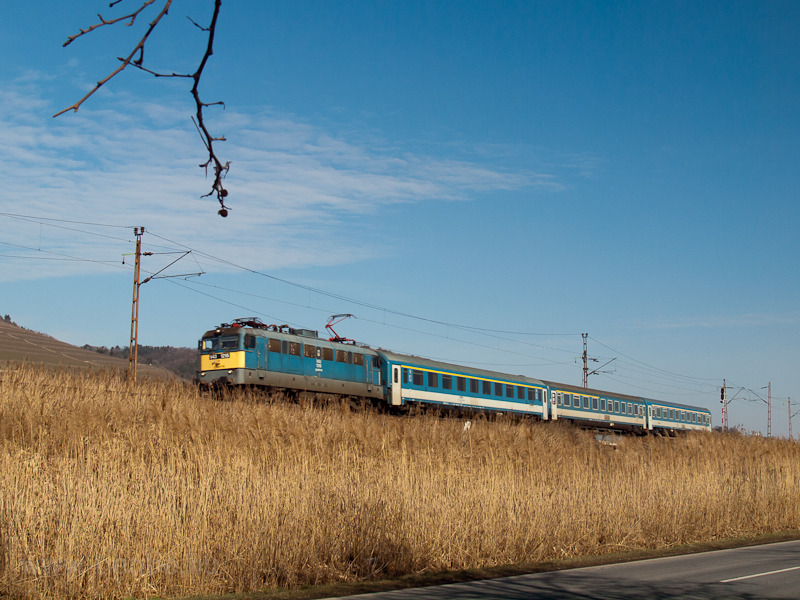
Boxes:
[333,539,800,599]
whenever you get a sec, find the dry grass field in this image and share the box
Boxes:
[1,362,799,599]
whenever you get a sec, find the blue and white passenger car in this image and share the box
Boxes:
[544,381,648,431]
[645,398,712,432]
[379,350,549,418]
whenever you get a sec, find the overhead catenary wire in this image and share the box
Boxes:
[145,229,731,395]
[589,336,721,383]
[167,278,586,369]
[597,373,712,397]
[146,229,581,339]
[2,214,136,243]
[0,214,745,401]
[0,240,130,270]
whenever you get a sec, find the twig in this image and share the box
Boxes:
[62,0,158,48]
[53,0,173,117]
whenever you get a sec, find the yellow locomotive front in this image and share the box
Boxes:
[197,326,247,385]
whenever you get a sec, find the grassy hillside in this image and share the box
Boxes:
[1,362,799,599]
[0,318,194,379]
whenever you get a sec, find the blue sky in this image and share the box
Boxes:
[1,1,798,436]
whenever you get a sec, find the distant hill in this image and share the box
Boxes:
[0,317,195,380]
[81,344,200,380]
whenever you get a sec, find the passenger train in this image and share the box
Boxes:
[196,318,712,434]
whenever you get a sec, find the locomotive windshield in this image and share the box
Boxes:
[200,335,240,352]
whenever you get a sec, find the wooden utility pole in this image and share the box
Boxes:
[128,227,143,382]
[789,398,792,441]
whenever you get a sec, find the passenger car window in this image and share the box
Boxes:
[482,380,491,395]
[353,353,364,366]
[412,370,423,386]
[288,342,301,356]
[457,377,466,392]
[336,350,347,363]
[304,344,316,358]
[506,385,514,398]
[494,382,503,396]
[268,338,281,353]
[442,374,452,390]
[470,379,479,393]
[322,347,333,361]
[428,372,438,387]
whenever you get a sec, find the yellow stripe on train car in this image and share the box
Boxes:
[201,351,246,371]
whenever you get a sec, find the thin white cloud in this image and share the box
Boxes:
[0,79,571,282]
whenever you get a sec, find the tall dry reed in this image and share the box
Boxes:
[0,362,798,599]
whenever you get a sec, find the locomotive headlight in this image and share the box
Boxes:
[228,369,233,374]
[200,371,206,377]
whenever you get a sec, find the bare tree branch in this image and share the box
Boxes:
[54,0,232,217]
[53,0,173,117]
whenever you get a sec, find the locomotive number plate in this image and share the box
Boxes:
[210,352,230,360]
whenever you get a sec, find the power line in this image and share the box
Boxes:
[597,373,712,397]
[147,231,732,392]
[0,240,129,270]
[146,229,580,340]
[1,214,134,243]
[1,220,750,402]
[589,336,720,383]
[0,212,135,229]
[168,277,585,370]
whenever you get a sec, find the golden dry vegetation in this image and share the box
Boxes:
[1,362,799,599]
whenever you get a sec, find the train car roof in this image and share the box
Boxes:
[201,326,379,355]
[541,380,644,403]
[377,349,546,387]
[544,380,711,413]
[642,396,712,413]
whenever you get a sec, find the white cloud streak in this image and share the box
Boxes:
[0,77,570,282]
